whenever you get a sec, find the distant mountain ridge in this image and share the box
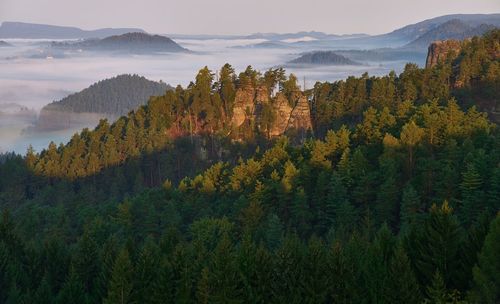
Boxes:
[168,31,368,41]
[385,13,500,42]
[0,21,145,39]
[403,19,497,50]
[245,31,368,41]
[51,32,188,53]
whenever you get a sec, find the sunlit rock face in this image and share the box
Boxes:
[425,39,463,68]
[231,85,257,128]
[231,85,313,138]
[270,93,293,137]
[287,94,313,132]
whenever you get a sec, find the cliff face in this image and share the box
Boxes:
[231,85,313,138]
[231,85,258,128]
[288,94,313,131]
[269,94,293,136]
[425,39,463,68]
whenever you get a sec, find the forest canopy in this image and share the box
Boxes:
[0,30,499,303]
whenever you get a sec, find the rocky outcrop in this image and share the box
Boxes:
[270,93,293,136]
[425,39,463,68]
[231,85,257,128]
[288,95,313,132]
[231,85,313,138]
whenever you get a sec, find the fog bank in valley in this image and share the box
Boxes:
[0,37,417,154]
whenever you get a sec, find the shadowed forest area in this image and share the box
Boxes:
[0,30,499,303]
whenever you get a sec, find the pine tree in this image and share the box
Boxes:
[104,248,133,304]
[334,200,359,236]
[385,245,421,304]
[325,172,348,229]
[56,269,86,304]
[302,237,329,303]
[25,145,37,170]
[375,173,399,229]
[486,167,500,213]
[469,215,500,303]
[151,258,175,304]
[196,267,210,304]
[236,234,272,304]
[400,183,422,234]
[133,241,160,303]
[219,63,236,117]
[272,235,306,303]
[289,187,311,236]
[400,120,424,176]
[265,213,284,250]
[208,234,242,303]
[413,201,463,291]
[426,271,448,304]
[34,276,54,304]
[72,232,100,297]
[459,163,484,226]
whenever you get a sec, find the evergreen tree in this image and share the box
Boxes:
[56,269,87,304]
[104,248,134,304]
[459,163,484,226]
[72,232,100,298]
[469,215,500,303]
[426,271,449,304]
[208,234,242,303]
[400,183,422,233]
[385,245,421,304]
[400,120,424,176]
[133,241,160,303]
[412,201,463,291]
[34,276,54,304]
[196,267,211,304]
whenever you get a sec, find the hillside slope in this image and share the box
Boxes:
[51,32,188,53]
[288,51,360,65]
[37,74,171,130]
[404,19,497,50]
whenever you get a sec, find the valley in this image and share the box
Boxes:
[0,8,499,303]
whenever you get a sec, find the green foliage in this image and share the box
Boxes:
[469,215,500,303]
[104,248,133,304]
[0,30,499,303]
[44,74,169,115]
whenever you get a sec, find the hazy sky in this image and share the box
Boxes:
[1,0,499,35]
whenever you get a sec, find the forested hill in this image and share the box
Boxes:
[51,32,188,53]
[27,30,500,180]
[288,51,361,65]
[36,74,171,131]
[0,30,498,304]
[42,74,171,115]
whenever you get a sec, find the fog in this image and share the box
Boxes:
[0,37,419,154]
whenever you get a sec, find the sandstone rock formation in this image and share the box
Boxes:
[231,85,313,138]
[288,95,313,132]
[231,85,256,128]
[270,93,293,136]
[425,39,463,68]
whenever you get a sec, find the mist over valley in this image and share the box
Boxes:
[0,27,423,154]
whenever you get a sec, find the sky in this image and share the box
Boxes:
[0,0,499,35]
